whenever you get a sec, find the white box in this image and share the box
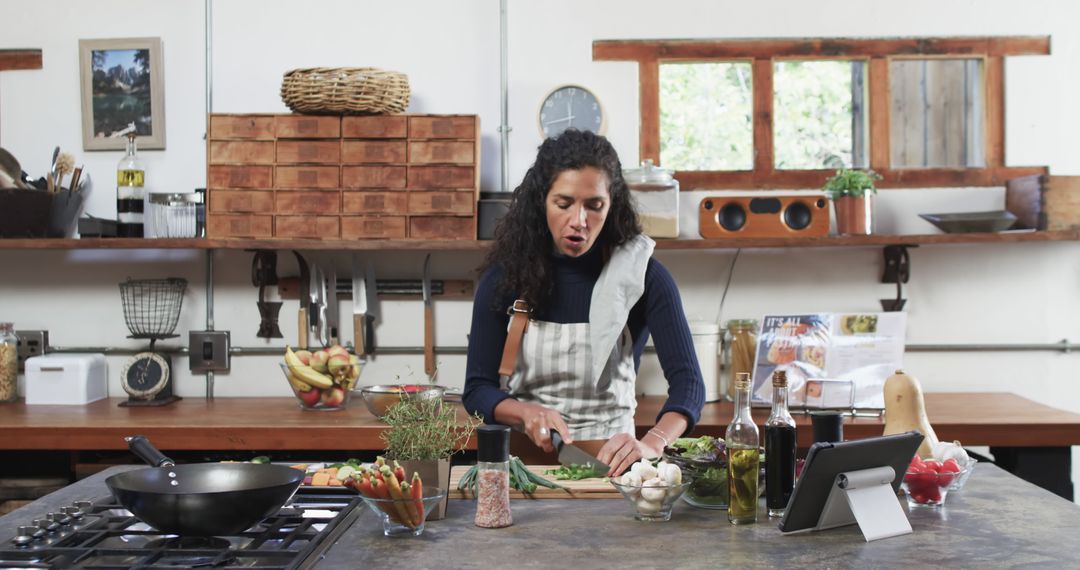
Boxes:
[24,353,108,405]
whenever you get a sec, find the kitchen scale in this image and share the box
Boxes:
[117,278,186,407]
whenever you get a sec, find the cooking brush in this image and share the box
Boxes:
[55,152,75,192]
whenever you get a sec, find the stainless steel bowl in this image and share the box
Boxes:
[360,384,447,418]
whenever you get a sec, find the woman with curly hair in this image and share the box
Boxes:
[463,130,704,476]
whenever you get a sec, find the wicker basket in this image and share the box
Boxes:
[280,67,410,115]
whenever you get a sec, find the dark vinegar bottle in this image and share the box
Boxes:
[765,370,796,518]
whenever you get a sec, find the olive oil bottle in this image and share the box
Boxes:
[117,133,145,237]
[726,372,760,524]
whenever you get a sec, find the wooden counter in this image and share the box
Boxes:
[1,392,1078,451]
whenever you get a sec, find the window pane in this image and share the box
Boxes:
[660,62,753,171]
[890,59,984,168]
[773,60,867,170]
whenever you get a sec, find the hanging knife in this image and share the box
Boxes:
[326,265,339,346]
[365,260,378,356]
[292,251,310,349]
[422,253,435,378]
[310,263,325,347]
[352,254,373,356]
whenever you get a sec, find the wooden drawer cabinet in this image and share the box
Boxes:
[208,113,479,240]
[209,115,274,140]
[275,215,340,239]
[341,216,408,239]
[207,214,273,237]
[342,166,407,189]
[208,166,272,189]
[408,116,477,139]
[408,191,474,215]
[342,116,407,139]
[275,166,340,189]
[409,141,475,165]
[276,140,341,164]
[274,116,341,139]
[343,192,408,215]
[210,190,275,213]
[209,141,275,164]
[342,141,407,164]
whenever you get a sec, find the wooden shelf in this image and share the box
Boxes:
[0,230,1076,251]
[0,49,42,72]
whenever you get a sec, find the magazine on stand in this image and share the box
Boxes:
[750,312,906,409]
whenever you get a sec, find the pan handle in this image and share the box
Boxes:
[125,435,176,468]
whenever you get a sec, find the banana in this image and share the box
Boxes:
[293,365,334,389]
[287,373,313,393]
[285,345,334,389]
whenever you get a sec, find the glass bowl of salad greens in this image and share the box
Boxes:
[663,436,766,510]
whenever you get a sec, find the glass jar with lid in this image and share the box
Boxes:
[0,322,18,403]
[623,160,679,238]
[721,319,759,401]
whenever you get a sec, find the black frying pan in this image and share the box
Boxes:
[105,435,304,536]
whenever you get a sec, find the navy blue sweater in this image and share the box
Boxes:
[463,244,705,433]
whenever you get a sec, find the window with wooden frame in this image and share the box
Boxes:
[593,37,1049,190]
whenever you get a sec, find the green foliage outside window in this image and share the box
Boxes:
[660,62,753,171]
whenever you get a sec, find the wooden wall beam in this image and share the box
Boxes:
[752,59,774,174]
[639,58,660,165]
[594,37,1049,60]
[674,166,1047,190]
[985,56,1006,168]
[868,58,891,170]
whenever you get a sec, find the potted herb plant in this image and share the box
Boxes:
[380,397,480,520]
[823,168,882,235]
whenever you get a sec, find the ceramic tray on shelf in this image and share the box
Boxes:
[918,210,1018,233]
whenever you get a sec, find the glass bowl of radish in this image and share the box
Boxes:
[610,459,689,521]
[902,456,972,507]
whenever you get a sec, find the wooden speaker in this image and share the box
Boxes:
[699,195,830,238]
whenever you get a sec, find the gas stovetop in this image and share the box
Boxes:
[0,487,361,569]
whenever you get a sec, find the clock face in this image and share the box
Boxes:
[122,352,170,398]
[539,85,604,138]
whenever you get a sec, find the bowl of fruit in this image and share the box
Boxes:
[902,455,970,507]
[282,345,363,411]
[360,384,447,419]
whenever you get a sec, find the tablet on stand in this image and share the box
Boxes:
[778,431,923,542]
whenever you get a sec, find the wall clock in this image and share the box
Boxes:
[538,85,605,138]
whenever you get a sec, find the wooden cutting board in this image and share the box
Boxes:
[450,465,620,499]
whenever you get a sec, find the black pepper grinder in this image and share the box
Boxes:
[475,424,512,528]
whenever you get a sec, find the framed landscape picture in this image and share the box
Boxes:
[79,37,165,151]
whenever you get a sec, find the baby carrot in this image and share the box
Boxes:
[410,472,425,526]
[381,465,415,528]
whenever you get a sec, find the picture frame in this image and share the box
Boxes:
[79,37,165,151]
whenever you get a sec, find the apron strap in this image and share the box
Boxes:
[498,299,531,377]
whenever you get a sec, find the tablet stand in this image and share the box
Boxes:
[815,466,912,542]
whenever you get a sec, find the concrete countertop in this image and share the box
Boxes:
[5,463,1076,569]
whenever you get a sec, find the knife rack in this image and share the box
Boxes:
[275,276,473,301]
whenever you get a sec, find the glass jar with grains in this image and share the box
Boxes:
[0,323,18,402]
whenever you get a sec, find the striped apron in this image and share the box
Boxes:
[507,235,656,440]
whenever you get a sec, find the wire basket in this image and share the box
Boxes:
[119,278,187,339]
[280,67,410,115]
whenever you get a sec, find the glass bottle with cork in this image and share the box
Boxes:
[474,424,513,528]
[726,372,760,524]
[0,323,17,403]
[723,319,759,401]
[117,133,146,237]
[765,369,797,518]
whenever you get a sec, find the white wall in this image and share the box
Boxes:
[2,0,1080,483]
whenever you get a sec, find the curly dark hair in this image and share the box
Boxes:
[481,129,641,314]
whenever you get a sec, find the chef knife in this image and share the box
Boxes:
[551,430,610,475]
[326,266,339,346]
[351,254,373,356]
[365,260,378,356]
[422,253,435,378]
[292,251,310,350]
[311,263,326,346]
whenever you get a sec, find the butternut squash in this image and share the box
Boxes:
[882,369,939,458]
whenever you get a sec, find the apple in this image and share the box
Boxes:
[321,387,346,407]
[310,350,331,373]
[299,387,322,407]
[327,345,349,358]
[294,350,313,365]
[327,353,351,378]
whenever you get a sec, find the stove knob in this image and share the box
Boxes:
[47,512,72,526]
[34,518,59,533]
[61,506,84,520]
[73,500,92,513]
[12,526,36,547]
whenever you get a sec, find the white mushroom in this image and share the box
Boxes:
[634,460,658,481]
[658,462,682,485]
[640,477,667,503]
[636,496,662,514]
